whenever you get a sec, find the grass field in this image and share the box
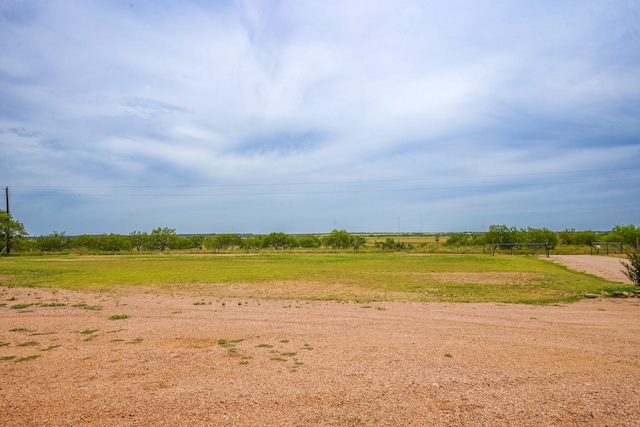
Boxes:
[0,253,632,304]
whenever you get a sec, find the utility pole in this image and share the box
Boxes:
[4,187,9,254]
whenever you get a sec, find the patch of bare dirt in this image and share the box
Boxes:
[1,286,639,426]
[548,255,633,284]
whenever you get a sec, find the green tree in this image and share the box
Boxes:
[298,235,320,248]
[522,227,558,249]
[129,231,149,251]
[262,232,290,250]
[75,234,98,250]
[0,211,28,253]
[150,227,176,251]
[240,236,263,250]
[37,231,71,252]
[321,229,354,249]
[606,224,639,247]
[484,225,520,245]
[206,234,243,251]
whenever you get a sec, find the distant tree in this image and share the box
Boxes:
[150,227,176,251]
[321,229,354,249]
[351,235,366,250]
[0,212,28,253]
[37,231,71,252]
[606,224,639,247]
[188,235,205,250]
[206,234,242,251]
[522,227,558,249]
[241,236,263,250]
[129,231,149,251]
[75,234,98,250]
[298,235,321,248]
[484,225,520,245]
[95,233,133,251]
[262,232,290,250]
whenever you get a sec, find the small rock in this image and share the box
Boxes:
[613,291,629,298]
[585,293,598,299]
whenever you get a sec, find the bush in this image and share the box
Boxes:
[621,251,640,286]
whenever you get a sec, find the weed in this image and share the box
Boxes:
[281,352,297,357]
[107,329,125,333]
[217,339,229,346]
[294,361,304,366]
[1,356,16,361]
[444,353,453,358]
[18,341,39,347]
[239,361,249,365]
[10,303,33,310]
[376,307,386,311]
[15,355,41,362]
[39,303,66,307]
[108,314,130,320]
[193,301,206,306]
[41,345,61,351]
[72,303,102,311]
[231,339,244,344]
[111,339,125,342]
[0,303,6,307]
[0,342,9,347]
[360,305,372,309]
[256,344,273,348]
[80,329,99,335]
[9,328,33,333]
[83,335,98,342]
[127,338,142,344]
[30,332,56,336]
[301,344,314,350]
[271,357,287,362]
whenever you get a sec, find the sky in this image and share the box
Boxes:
[1,0,639,236]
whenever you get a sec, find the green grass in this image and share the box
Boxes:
[10,303,33,310]
[9,328,33,333]
[41,345,61,351]
[72,303,103,311]
[0,253,634,304]
[15,355,41,362]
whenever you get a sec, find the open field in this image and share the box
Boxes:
[1,254,638,426]
[0,253,634,304]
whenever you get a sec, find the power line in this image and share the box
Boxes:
[8,166,640,189]
[10,177,639,198]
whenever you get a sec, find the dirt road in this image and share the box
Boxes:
[1,284,639,426]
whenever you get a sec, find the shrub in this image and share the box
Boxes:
[621,251,640,286]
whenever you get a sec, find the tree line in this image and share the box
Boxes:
[1,211,638,254]
[444,224,640,249]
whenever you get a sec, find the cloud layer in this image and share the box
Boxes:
[1,0,639,235]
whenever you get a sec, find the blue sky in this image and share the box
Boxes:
[1,0,639,236]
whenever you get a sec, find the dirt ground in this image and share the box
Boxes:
[1,256,639,426]
[548,254,633,284]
